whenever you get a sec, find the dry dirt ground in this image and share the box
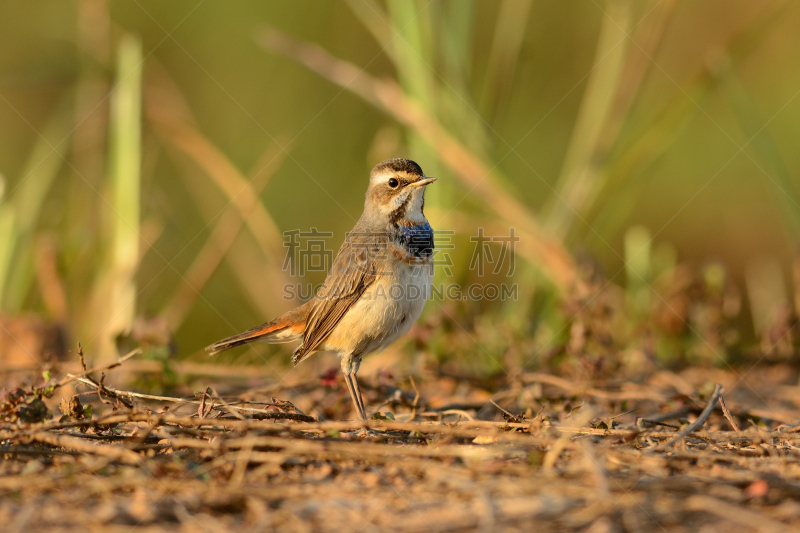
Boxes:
[2,353,800,532]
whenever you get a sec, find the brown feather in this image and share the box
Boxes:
[205,303,310,356]
[292,236,378,365]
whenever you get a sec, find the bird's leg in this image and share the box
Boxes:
[351,358,369,420]
[341,355,368,421]
[343,373,365,421]
[350,370,368,421]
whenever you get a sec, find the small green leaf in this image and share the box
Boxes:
[83,405,93,418]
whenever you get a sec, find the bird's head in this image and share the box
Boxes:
[364,158,436,225]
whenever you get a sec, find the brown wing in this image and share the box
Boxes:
[291,237,378,364]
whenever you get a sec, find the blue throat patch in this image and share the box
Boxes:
[396,222,434,258]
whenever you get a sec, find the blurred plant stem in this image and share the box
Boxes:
[624,225,652,319]
[585,0,791,246]
[544,0,685,244]
[144,65,292,325]
[159,140,288,330]
[543,0,631,239]
[713,53,800,239]
[259,26,576,292]
[90,33,142,360]
[479,0,533,124]
[0,97,72,311]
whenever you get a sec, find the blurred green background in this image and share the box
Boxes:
[1,0,799,372]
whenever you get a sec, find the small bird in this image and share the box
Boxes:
[206,158,435,420]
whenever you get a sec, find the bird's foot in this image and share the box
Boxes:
[355,427,382,439]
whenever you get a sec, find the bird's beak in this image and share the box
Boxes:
[408,177,437,188]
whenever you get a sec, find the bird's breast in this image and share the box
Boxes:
[394,221,433,259]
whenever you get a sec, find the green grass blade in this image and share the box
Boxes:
[110,34,142,273]
[93,32,142,359]
[0,177,15,306]
[544,0,631,239]
[479,0,533,122]
[1,97,72,311]
[716,56,800,237]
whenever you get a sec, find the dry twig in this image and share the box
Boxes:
[655,383,723,450]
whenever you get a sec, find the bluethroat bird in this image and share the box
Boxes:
[206,158,436,421]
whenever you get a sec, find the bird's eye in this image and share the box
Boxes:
[388,178,399,188]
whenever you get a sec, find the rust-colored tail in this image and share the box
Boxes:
[205,305,309,356]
